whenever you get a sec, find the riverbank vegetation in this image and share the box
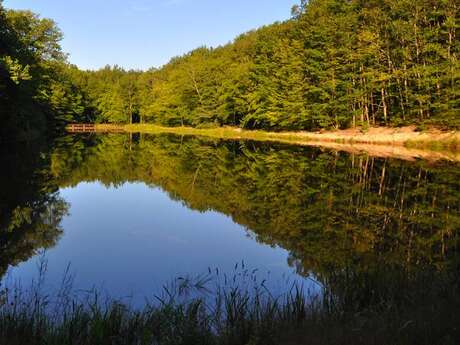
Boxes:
[0,265,458,345]
[1,0,459,141]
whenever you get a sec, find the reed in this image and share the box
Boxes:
[0,262,458,345]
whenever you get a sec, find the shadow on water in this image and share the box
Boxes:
[0,133,459,344]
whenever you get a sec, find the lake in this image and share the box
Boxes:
[1,133,459,305]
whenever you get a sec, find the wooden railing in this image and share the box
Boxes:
[66,124,126,133]
[66,124,96,132]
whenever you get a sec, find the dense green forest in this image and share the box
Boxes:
[1,0,459,140]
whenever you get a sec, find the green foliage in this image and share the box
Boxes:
[0,56,31,84]
[0,4,86,140]
[75,0,457,130]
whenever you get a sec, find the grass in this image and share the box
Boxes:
[0,261,459,345]
[89,124,460,152]
[406,137,460,152]
[123,124,305,144]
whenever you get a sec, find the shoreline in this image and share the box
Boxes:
[68,124,460,162]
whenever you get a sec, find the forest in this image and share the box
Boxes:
[1,0,459,141]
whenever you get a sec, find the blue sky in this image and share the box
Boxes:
[4,0,295,70]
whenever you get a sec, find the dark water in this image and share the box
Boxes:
[1,133,459,304]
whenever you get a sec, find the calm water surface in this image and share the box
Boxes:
[1,133,459,304]
[8,182,294,299]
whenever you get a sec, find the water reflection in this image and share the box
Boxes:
[1,133,459,304]
[0,140,68,279]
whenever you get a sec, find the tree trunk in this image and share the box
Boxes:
[381,86,388,124]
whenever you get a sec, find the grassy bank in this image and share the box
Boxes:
[80,124,460,162]
[92,124,460,151]
[0,266,459,345]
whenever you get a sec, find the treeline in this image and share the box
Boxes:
[1,0,459,139]
[71,0,459,130]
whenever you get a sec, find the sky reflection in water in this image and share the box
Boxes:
[7,181,304,302]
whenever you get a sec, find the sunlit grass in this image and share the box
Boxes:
[406,137,460,151]
[122,124,305,144]
[92,124,460,152]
